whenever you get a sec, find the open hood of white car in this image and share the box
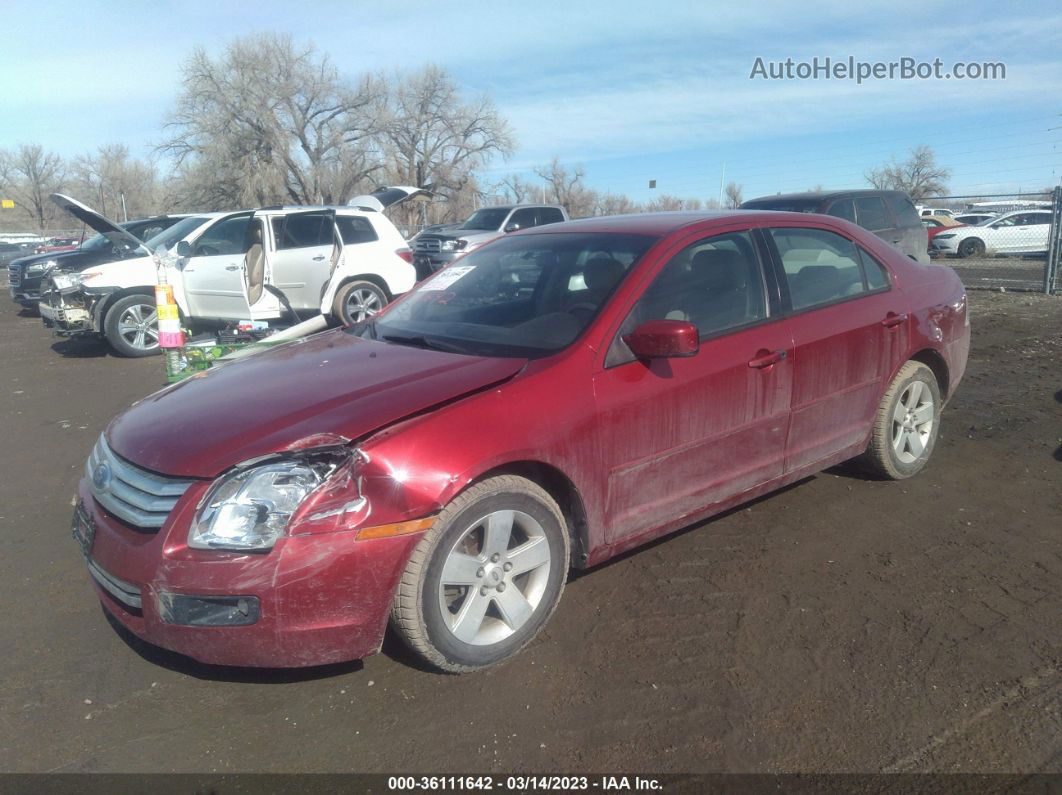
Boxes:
[347,186,432,213]
[50,193,149,256]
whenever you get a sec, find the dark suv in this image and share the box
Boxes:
[8,215,185,308]
[740,190,929,264]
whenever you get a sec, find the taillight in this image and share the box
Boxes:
[395,248,413,264]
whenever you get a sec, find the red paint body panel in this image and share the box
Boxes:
[84,210,970,667]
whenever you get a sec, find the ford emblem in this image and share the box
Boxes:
[92,462,112,491]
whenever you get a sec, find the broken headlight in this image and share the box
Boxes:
[191,458,335,551]
[49,272,84,291]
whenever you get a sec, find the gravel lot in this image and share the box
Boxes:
[1,285,1060,774]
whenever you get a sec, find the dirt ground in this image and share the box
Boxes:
[0,287,1059,774]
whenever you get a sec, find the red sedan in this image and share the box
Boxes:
[77,210,970,672]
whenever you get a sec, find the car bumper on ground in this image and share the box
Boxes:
[76,478,428,668]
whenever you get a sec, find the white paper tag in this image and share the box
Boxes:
[422,264,475,291]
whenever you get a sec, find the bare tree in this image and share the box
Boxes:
[72,144,161,219]
[161,33,384,207]
[723,182,744,209]
[0,144,67,232]
[534,158,603,217]
[493,173,542,205]
[594,192,641,216]
[646,194,703,212]
[381,65,514,225]
[865,146,950,201]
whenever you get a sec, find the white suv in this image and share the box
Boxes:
[40,190,425,356]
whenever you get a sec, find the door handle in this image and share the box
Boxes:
[748,349,787,369]
[881,312,908,328]
[225,264,240,271]
[312,255,326,261]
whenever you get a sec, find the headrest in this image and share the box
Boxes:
[584,256,624,291]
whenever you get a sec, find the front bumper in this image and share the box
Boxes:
[39,289,97,335]
[77,478,428,668]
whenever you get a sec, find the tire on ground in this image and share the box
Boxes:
[104,294,161,358]
[332,279,388,326]
[857,360,942,480]
[390,475,570,673]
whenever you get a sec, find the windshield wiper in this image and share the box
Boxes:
[381,333,472,355]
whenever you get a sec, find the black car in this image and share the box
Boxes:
[8,216,185,308]
[740,190,930,264]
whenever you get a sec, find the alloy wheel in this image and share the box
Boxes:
[437,509,552,646]
[345,288,383,322]
[892,380,934,463]
[116,302,159,352]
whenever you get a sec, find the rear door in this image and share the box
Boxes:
[762,225,907,472]
[267,210,338,311]
[591,226,793,542]
[854,195,904,254]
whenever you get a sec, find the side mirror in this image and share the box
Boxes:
[504,222,521,233]
[623,319,700,359]
[175,240,192,257]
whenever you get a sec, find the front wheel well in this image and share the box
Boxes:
[471,461,590,568]
[910,348,950,399]
[96,287,156,327]
[324,274,393,303]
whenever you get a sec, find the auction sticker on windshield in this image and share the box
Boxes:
[422,264,475,290]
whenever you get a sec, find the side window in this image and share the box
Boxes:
[826,199,856,223]
[336,215,379,245]
[272,213,332,250]
[768,227,869,310]
[853,197,891,231]
[508,208,537,229]
[630,230,767,336]
[858,248,891,290]
[195,215,251,255]
[538,207,565,225]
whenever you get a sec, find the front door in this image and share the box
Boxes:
[591,229,793,543]
[762,225,907,472]
[181,213,263,320]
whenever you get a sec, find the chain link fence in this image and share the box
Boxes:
[925,190,1059,293]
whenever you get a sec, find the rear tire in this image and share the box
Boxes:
[390,475,570,673]
[104,294,161,358]
[332,280,388,325]
[857,361,941,479]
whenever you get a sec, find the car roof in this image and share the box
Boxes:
[516,210,846,237]
[744,189,907,204]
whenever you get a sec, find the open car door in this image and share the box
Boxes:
[239,212,283,321]
[244,209,343,322]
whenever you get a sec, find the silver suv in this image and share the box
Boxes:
[412,204,568,277]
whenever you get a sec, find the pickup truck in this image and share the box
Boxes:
[411,204,568,278]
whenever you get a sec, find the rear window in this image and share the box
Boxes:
[272,213,333,250]
[336,215,379,245]
[886,194,922,228]
[854,197,891,232]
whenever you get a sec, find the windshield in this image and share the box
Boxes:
[143,216,210,251]
[459,208,510,231]
[364,232,657,358]
[79,232,113,251]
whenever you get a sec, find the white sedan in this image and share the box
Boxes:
[931,210,1053,258]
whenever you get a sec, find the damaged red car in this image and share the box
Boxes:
[76,210,970,672]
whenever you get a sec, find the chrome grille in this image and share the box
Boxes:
[414,237,442,253]
[86,434,195,529]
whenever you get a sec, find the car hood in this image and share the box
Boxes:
[447,230,499,243]
[106,328,527,478]
[50,193,148,256]
[10,248,96,270]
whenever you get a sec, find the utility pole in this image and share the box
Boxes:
[718,163,726,208]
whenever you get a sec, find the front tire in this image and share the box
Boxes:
[390,475,570,673]
[858,361,941,479]
[104,294,160,357]
[332,280,388,325]
[958,237,985,258]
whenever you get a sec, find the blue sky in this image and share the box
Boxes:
[2,0,1060,203]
